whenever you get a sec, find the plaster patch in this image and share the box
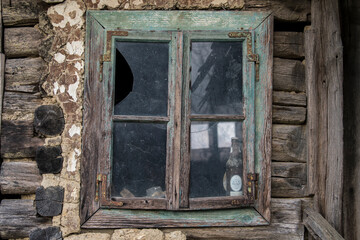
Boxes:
[69,124,81,137]
[68,75,79,102]
[60,85,66,93]
[54,82,59,95]
[211,0,227,4]
[98,0,121,8]
[74,60,84,71]
[133,0,143,5]
[54,52,66,63]
[67,149,80,172]
[48,0,85,29]
[66,41,84,57]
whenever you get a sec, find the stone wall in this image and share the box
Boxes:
[0,0,311,239]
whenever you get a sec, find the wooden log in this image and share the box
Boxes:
[0,54,4,142]
[303,206,345,240]
[273,58,305,92]
[272,177,306,197]
[2,91,41,116]
[36,146,63,174]
[1,120,44,158]
[273,91,306,107]
[4,27,43,58]
[5,57,46,93]
[312,0,344,233]
[3,3,39,27]
[0,199,51,239]
[30,227,62,240]
[271,198,302,224]
[0,161,42,195]
[35,186,64,217]
[273,105,306,124]
[272,162,306,180]
[244,0,310,22]
[274,32,305,59]
[272,124,306,162]
[34,105,65,137]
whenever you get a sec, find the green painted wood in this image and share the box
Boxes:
[82,207,268,228]
[89,11,271,32]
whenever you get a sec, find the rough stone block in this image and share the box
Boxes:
[135,229,164,240]
[30,226,62,240]
[64,233,110,240]
[111,229,141,240]
[35,186,64,217]
[165,231,186,240]
[34,105,65,137]
[43,0,65,3]
[36,146,63,174]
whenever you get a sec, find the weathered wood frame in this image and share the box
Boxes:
[81,11,272,228]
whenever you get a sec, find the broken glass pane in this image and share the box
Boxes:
[189,121,243,198]
[191,41,243,115]
[114,41,169,116]
[112,122,167,198]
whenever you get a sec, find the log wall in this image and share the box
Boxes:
[0,0,314,239]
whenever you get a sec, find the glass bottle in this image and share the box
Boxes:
[225,137,243,196]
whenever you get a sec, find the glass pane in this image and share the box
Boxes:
[114,41,169,116]
[191,41,243,115]
[112,122,167,198]
[189,121,243,198]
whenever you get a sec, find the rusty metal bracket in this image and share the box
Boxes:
[97,174,124,207]
[95,174,103,201]
[228,31,260,82]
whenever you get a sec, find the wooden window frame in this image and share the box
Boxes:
[81,11,272,228]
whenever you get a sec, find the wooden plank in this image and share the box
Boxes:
[244,0,310,22]
[80,13,105,225]
[303,206,345,240]
[312,0,344,233]
[0,199,51,239]
[5,57,46,93]
[272,124,306,163]
[190,115,245,121]
[2,91,41,116]
[271,177,306,197]
[272,162,306,180]
[274,32,305,59]
[304,27,317,196]
[271,198,302,224]
[273,91,306,107]
[82,208,268,228]
[112,115,169,123]
[0,54,4,142]
[273,58,305,92]
[1,120,44,158]
[273,105,306,124]
[2,2,40,27]
[0,161,42,195]
[4,27,43,58]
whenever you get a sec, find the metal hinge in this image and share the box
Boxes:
[247,173,259,201]
[95,173,103,201]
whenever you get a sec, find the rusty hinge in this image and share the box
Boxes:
[99,54,111,82]
[247,173,259,201]
[95,173,103,201]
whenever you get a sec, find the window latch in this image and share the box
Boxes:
[95,173,103,202]
[247,173,259,201]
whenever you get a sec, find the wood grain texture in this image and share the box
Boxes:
[3,2,40,27]
[0,199,51,239]
[0,161,42,195]
[0,54,4,140]
[272,105,306,124]
[304,27,317,196]
[272,162,306,180]
[312,0,344,234]
[5,57,46,93]
[272,124,306,163]
[2,91,41,116]
[4,27,43,58]
[80,14,105,224]
[34,105,65,137]
[271,177,306,198]
[273,58,305,92]
[274,32,304,59]
[1,120,44,158]
[303,206,345,240]
[244,0,310,22]
[273,91,306,107]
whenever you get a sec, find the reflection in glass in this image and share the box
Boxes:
[189,121,243,198]
[111,122,167,198]
[191,41,243,115]
[114,41,169,116]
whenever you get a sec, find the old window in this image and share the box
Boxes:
[81,11,272,228]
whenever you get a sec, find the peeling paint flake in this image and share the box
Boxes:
[68,74,80,102]
[54,52,66,63]
[74,61,84,71]
[69,124,81,137]
[66,41,84,57]
[54,82,59,95]
[67,151,78,172]
[48,0,85,29]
